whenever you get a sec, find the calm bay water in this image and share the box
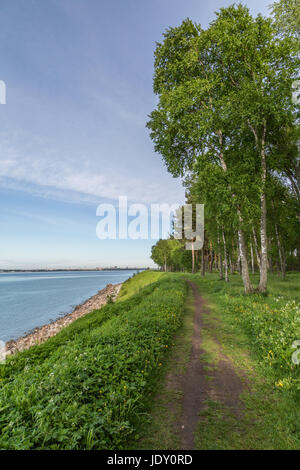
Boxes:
[0,270,137,342]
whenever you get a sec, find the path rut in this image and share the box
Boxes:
[170,281,245,449]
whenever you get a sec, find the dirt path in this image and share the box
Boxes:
[173,281,245,449]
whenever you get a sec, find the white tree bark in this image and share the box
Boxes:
[252,227,261,270]
[258,128,268,293]
[217,230,223,280]
[222,230,229,282]
[248,121,268,292]
[218,129,252,292]
[250,239,255,274]
[237,209,253,293]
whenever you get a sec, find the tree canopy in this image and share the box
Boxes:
[149,2,299,292]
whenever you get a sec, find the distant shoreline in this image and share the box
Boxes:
[0,268,147,273]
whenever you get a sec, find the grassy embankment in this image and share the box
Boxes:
[135,272,300,450]
[1,270,299,450]
[0,271,186,449]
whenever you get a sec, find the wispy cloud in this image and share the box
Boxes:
[0,134,184,205]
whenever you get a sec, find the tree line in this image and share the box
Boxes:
[149,0,299,293]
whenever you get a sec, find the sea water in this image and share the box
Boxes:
[0,270,137,341]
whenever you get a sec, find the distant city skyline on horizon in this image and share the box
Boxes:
[0,265,151,271]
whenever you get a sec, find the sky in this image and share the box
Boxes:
[0,0,271,269]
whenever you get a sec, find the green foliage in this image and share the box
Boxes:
[151,239,187,272]
[271,0,300,38]
[193,273,300,393]
[224,293,300,390]
[150,239,170,270]
[0,273,187,449]
[147,2,300,289]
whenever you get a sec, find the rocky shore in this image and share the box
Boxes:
[5,282,123,356]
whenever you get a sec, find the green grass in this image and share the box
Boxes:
[0,272,187,450]
[130,285,196,450]
[130,271,300,450]
[192,272,300,392]
[190,272,300,449]
[1,270,299,450]
[118,270,163,302]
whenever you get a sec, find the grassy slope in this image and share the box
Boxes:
[134,272,300,450]
[1,270,299,450]
[117,270,163,302]
[0,271,186,450]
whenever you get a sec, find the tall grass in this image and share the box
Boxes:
[193,272,300,393]
[0,273,186,450]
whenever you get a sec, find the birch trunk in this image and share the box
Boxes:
[217,232,223,280]
[222,231,229,282]
[252,227,261,270]
[258,132,268,293]
[237,208,253,293]
[217,129,252,291]
[237,237,241,275]
[250,240,255,274]
[248,121,267,292]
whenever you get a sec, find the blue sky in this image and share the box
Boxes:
[0,0,271,269]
